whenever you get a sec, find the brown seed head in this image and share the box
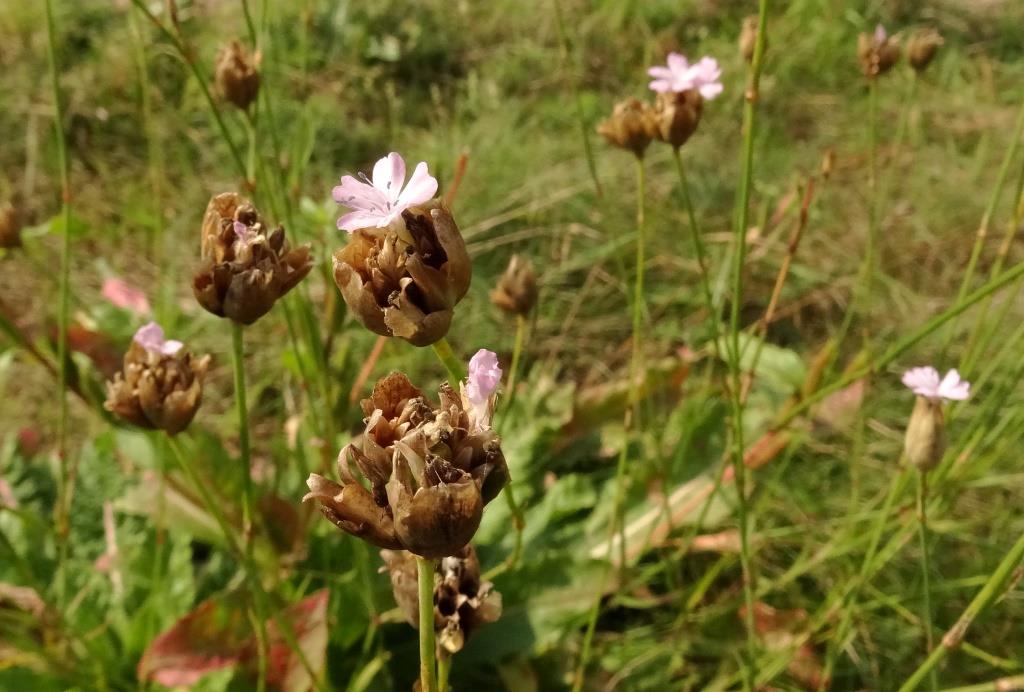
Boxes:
[597,98,659,158]
[332,199,471,346]
[0,202,21,249]
[490,254,538,317]
[104,341,210,435]
[215,40,260,111]
[192,193,312,325]
[858,27,901,78]
[907,28,943,73]
[904,396,945,472]
[652,89,703,150]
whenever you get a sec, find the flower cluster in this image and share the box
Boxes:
[105,323,209,435]
[304,351,507,558]
[857,25,901,78]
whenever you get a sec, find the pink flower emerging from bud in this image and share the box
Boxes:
[874,24,888,43]
[332,152,438,233]
[902,366,970,401]
[648,53,723,100]
[466,349,502,406]
[102,278,151,316]
[133,322,183,357]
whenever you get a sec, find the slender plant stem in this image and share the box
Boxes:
[431,337,466,383]
[437,655,452,692]
[916,471,937,691]
[898,527,1024,692]
[417,557,438,692]
[505,314,527,410]
[729,0,769,676]
[672,148,719,358]
[230,323,267,692]
[44,0,74,607]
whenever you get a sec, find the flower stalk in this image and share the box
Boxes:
[417,556,438,692]
[432,337,467,383]
[916,471,937,691]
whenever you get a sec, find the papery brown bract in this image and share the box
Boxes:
[597,98,659,158]
[904,395,945,472]
[490,254,538,317]
[0,202,21,249]
[332,199,471,346]
[215,40,260,111]
[104,341,210,435]
[907,28,943,73]
[858,30,901,78]
[652,89,703,150]
[192,193,312,325]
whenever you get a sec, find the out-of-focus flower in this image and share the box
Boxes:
[304,370,509,558]
[652,89,703,149]
[103,278,151,316]
[648,53,723,100]
[0,202,21,249]
[907,28,943,72]
[858,24,901,77]
[105,323,210,435]
[490,254,538,317]
[901,367,970,401]
[597,98,659,158]
[380,545,502,657]
[333,199,470,346]
[333,152,438,233]
[215,40,260,111]
[192,193,313,325]
[465,349,501,409]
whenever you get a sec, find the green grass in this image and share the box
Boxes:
[3,0,1024,689]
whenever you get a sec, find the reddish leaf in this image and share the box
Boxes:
[261,589,329,691]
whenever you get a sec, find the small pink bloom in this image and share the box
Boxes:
[332,152,438,233]
[902,366,970,401]
[874,24,888,43]
[102,278,151,316]
[133,322,183,357]
[466,349,502,406]
[648,52,723,100]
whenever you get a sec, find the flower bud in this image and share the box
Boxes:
[490,254,538,317]
[380,545,501,656]
[652,89,703,150]
[739,16,764,64]
[105,325,210,435]
[907,28,943,73]
[0,202,21,249]
[332,199,471,347]
[214,41,260,111]
[192,193,312,325]
[858,26,901,78]
[904,396,945,472]
[597,98,659,158]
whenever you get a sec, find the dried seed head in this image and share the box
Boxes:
[652,89,703,149]
[332,199,471,346]
[104,329,210,435]
[904,396,945,472]
[490,254,538,317]
[858,26,901,78]
[597,98,659,158]
[192,193,312,325]
[0,202,21,249]
[907,28,943,73]
[214,41,260,111]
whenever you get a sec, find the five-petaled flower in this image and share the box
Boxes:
[648,53,723,100]
[133,322,183,357]
[332,152,438,233]
[901,366,970,401]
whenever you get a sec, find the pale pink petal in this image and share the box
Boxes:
[161,340,184,356]
[874,24,887,42]
[396,161,438,208]
[332,176,384,208]
[134,322,183,356]
[937,369,970,401]
[337,210,388,233]
[372,152,407,205]
[901,366,940,398]
[647,66,675,80]
[666,52,690,74]
[102,278,151,316]
[699,82,724,99]
[648,79,675,93]
[466,349,502,406]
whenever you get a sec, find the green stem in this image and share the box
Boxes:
[44,0,74,608]
[916,471,937,691]
[431,337,466,383]
[417,557,438,692]
[730,1,769,677]
[437,655,451,692]
[504,315,527,410]
[898,528,1024,691]
[672,147,719,358]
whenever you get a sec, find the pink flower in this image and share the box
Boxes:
[901,366,970,401]
[102,278,151,316]
[466,349,502,406]
[648,53,723,100]
[874,24,888,43]
[133,322,183,357]
[332,152,438,233]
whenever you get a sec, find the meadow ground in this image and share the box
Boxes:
[3,0,1024,690]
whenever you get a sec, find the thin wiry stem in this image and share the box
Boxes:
[417,557,438,692]
[729,0,769,678]
[916,471,938,691]
[431,337,467,383]
[44,0,74,607]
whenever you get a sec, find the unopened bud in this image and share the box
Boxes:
[652,89,703,149]
[597,98,658,158]
[739,16,764,64]
[904,396,945,472]
[215,41,260,111]
[907,28,943,73]
[490,254,538,317]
